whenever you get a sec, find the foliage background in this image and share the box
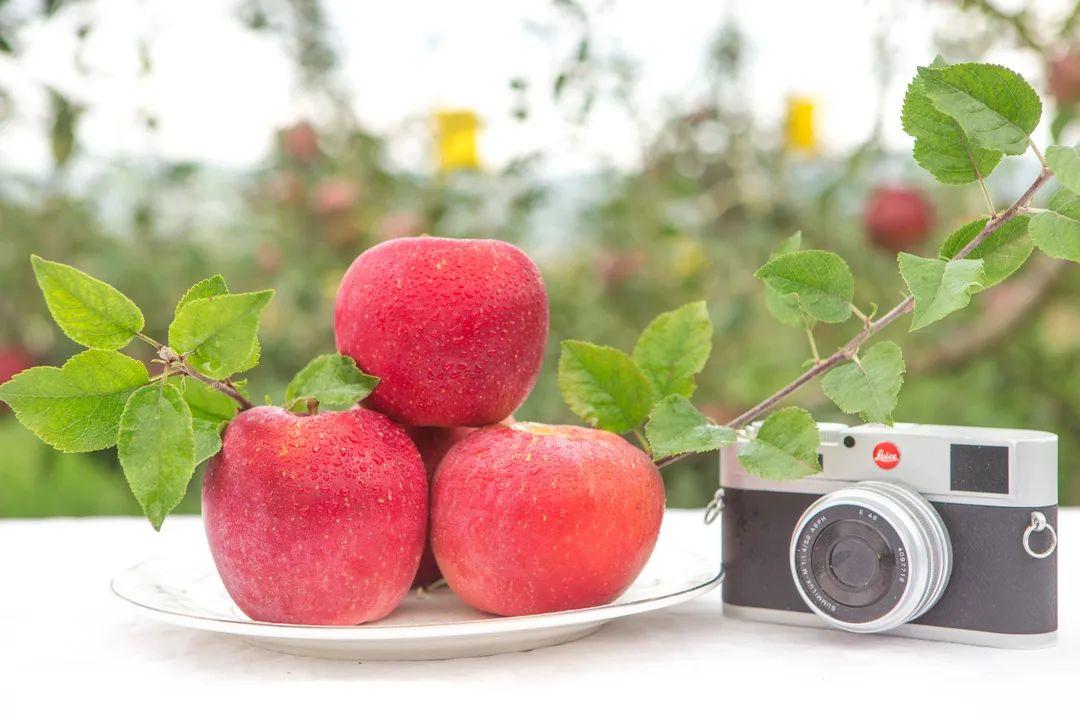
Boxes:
[2,0,1080,516]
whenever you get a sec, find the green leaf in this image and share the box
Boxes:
[755,249,854,324]
[631,301,712,398]
[0,349,148,452]
[899,253,985,331]
[176,274,229,315]
[117,384,196,530]
[645,395,735,461]
[1029,189,1080,262]
[558,340,655,433]
[916,63,1041,155]
[173,378,238,424]
[939,216,1033,290]
[167,290,273,380]
[820,342,905,425]
[764,287,805,327]
[168,377,237,465]
[763,232,808,328]
[30,255,145,350]
[192,418,225,466]
[285,354,380,412]
[737,407,821,481]
[1046,145,1080,196]
[776,230,803,255]
[173,275,260,373]
[902,64,1003,184]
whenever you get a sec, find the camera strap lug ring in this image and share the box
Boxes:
[1023,511,1057,559]
[703,488,725,525]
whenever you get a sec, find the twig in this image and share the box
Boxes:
[657,167,1054,469]
[155,344,254,410]
[175,364,254,411]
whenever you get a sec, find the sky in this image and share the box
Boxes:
[0,0,1066,179]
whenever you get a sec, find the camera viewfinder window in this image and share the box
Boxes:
[950,444,1009,494]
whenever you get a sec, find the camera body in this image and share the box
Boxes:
[720,422,1058,648]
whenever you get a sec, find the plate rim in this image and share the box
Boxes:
[111,560,724,641]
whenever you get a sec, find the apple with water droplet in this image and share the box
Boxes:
[431,422,665,616]
[334,237,548,427]
[405,418,512,587]
[202,405,427,625]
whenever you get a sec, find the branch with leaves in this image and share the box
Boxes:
[0,258,378,529]
[557,58,1080,482]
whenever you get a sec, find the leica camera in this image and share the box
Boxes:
[720,423,1058,648]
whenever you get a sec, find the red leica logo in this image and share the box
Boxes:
[873,442,900,470]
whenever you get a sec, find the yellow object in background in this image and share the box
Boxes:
[436,110,481,172]
[670,237,707,280]
[784,95,818,153]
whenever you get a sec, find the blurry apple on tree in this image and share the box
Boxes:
[278,120,320,164]
[863,186,935,253]
[1048,48,1080,104]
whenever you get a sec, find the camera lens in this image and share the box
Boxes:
[789,481,952,634]
[812,520,894,607]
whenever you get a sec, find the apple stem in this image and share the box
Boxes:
[306,397,319,415]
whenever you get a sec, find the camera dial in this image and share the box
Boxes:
[789,481,952,633]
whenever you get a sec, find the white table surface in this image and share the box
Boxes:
[1,509,1076,716]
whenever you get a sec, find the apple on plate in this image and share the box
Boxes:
[202,405,427,625]
[431,422,665,616]
[405,419,511,587]
[405,425,475,587]
[334,236,548,427]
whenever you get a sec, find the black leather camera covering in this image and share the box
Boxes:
[721,488,1057,634]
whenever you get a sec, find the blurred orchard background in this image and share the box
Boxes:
[2,0,1080,516]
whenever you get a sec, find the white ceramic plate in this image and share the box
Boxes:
[112,519,722,661]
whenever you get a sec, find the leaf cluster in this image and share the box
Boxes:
[0,258,377,529]
[558,58,1080,483]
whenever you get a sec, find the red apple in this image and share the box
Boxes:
[405,419,511,587]
[0,346,33,386]
[334,237,548,427]
[431,422,665,616]
[312,178,359,217]
[262,171,306,208]
[255,242,284,274]
[0,347,33,411]
[406,426,473,587]
[202,405,427,625]
[1049,50,1080,104]
[863,186,934,252]
[595,248,645,292]
[279,120,319,163]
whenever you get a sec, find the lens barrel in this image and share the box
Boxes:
[789,481,952,633]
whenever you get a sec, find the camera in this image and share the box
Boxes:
[720,422,1058,648]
